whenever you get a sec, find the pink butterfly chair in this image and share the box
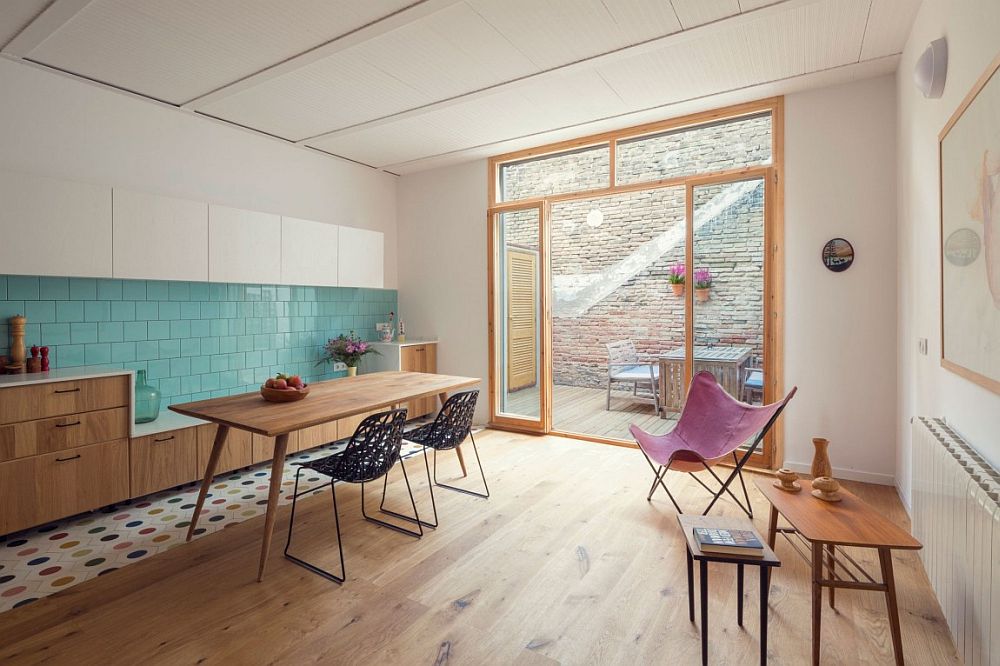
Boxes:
[630,371,797,518]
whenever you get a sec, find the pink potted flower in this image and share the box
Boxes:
[668,264,685,296]
[318,332,380,376]
[694,268,713,303]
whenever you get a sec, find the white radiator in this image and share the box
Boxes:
[911,417,1000,665]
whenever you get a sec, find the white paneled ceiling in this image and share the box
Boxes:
[1,0,922,173]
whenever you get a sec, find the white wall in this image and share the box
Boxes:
[0,59,397,288]
[397,76,900,454]
[896,0,1000,507]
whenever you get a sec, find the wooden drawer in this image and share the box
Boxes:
[0,439,129,536]
[299,421,340,452]
[130,428,199,497]
[251,431,300,465]
[0,376,129,425]
[400,344,438,419]
[0,407,128,462]
[337,410,378,441]
[196,424,253,475]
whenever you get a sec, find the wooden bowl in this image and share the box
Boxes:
[260,384,310,403]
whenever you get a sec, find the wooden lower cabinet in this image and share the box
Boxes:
[252,431,300,464]
[0,439,130,535]
[337,410,377,440]
[196,425,253,475]
[0,376,129,425]
[130,428,199,497]
[0,406,128,462]
[299,421,340,450]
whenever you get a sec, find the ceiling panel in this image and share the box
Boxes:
[860,0,922,60]
[669,0,741,29]
[466,0,682,70]
[0,0,51,49]
[199,2,538,140]
[737,0,784,10]
[25,0,413,103]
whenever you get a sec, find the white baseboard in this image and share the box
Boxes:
[783,461,895,486]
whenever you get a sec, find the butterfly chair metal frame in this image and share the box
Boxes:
[381,390,487,530]
[633,372,796,519]
[284,409,421,584]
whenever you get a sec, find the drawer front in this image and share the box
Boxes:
[0,407,128,462]
[337,410,378,442]
[298,421,339,452]
[400,345,425,372]
[0,439,129,536]
[0,376,130,425]
[130,428,199,497]
[196,425,252,475]
[251,431,300,465]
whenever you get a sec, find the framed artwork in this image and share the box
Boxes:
[821,238,854,272]
[940,52,1000,394]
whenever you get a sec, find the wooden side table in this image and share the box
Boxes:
[678,515,781,665]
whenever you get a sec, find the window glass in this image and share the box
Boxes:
[499,144,610,202]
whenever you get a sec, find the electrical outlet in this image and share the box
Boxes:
[333,362,347,371]
[376,322,389,332]
[918,338,928,355]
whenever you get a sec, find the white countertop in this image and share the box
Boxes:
[0,365,132,388]
[370,339,438,347]
[133,410,208,438]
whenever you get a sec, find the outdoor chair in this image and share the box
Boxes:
[742,363,764,404]
[630,371,796,518]
[606,340,661,415]
[284,409,420,584]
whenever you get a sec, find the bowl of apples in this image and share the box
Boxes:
[260,373,310,403]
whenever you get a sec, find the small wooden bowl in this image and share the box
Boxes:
[260,384,310,403]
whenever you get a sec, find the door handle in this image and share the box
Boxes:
[55,421,81,428]
[153,435,175,443]
[54,387,81,394]
[55,454,81,462]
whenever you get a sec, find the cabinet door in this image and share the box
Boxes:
[196,425,253,475]
[208,204,281,283]
[251,431,300,465]
[281,217,338,286]
[0,406,128,462]
[401,345,437,419]
[0,169,112,277]
[338,226,383,288]
[298,421,340,453]
[113,189,208,281]
[130,428,199,497]
[337,411,377,441]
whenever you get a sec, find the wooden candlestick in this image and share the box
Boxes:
[8,315,26,370]
[772,467,802,492]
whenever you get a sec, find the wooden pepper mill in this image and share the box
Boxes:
[8,315,26,373]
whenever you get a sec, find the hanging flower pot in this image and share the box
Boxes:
[695,288,710,303]
[671,283,684,297]
[694,268,713,303]
[668,264,685,297]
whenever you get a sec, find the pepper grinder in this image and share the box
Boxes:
[40,346,50,372]
[8,315,26,372]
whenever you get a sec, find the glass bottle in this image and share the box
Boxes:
[134,369,161,423]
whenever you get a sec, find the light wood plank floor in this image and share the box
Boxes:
[0,431,958,665]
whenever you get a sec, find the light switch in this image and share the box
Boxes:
[918,338,928,355]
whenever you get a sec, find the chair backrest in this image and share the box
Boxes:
[420,390,478,450]
[337,409,408,482]
[606,340,638,367]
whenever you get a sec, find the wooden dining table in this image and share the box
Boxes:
[170,371,480,581]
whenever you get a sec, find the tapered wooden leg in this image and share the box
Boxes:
[439,391,467,477]
[257,433,290,582]
[766,505,778,548]
[826,544,836,609]
[879,548,905,666]
[811,542,823,665]
[186,425,230,541]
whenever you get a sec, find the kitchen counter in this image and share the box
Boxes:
[370,339,438,347]
[0,365,131,388]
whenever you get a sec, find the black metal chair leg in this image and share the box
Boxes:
[380,451,438,529]
[701,462,753,518]
[646,465,666,500]
[639,450,683,513]
[284,467,346,584]
[733,452,753,516]
[431,431,490,499]
[361,464,423,538]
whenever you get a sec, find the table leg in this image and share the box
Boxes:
[257,433,290,582]
[686,547,694,622]
[811,542,823,666]
[879,548,905,666]
[759,565,769,665]
[700,560,708,666]
[438,391,467,477]
[826,544,836,609]
[737,563,744,627]
[186,425,230,542]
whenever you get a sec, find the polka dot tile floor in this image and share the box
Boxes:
[0,438,427,613]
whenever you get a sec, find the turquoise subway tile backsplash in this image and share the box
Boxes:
[0,276,397,407]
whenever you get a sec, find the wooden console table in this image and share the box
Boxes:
[659,345,753,412]
[171,371,480,581]
[754,478,922,665]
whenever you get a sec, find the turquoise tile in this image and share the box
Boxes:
[191,391,213,402]
[237,368,254,385]
[59,344,85,367]
[38,277,69,300]
[135,301,158,320]
[147,320,170,340]
[180,375,201,395]
[97,279,122,300]
[24,300,55,323]
[210,355,228,373]
[246,285,261,301]
[158,301,180,320]
[261,318,276,334]
[181,338,200,357]
[147,359,170,380]
[244,350,261,367]
[218,336,236,353]
[189,282,209,301]
[261,350,277,366]
[277,286,291,301]
[254,367,270,384]
[136,340,158,361]
[218,371,237,388]
[111,301,135,321]
[227,284,244,300]
[123,321,147,342]
[200,301,220,318]
[253,334,271,351]
[0,276,5,300]
[69,278,97,300]
[98,321,123,342]
[237,302,253,318]
[122,280,146,301]
[201,373,220,391]
[122,361,147,374]
[84,343,111,365]
[209,319,227,337]
[111,342,136,363]
[220,302,237,318]
[170,320,191,339]
[200,337,219,355]
[159,377,180,397]
[146,280,169,300]
[209,283,227,302]
[55,300,85,323]
[168,281,190,301]
[227,352,244,368]
[169,356,190,377]
[22,323,39,345]
[7,276,39,300]
[41,322,71,346]
[237,335,253,352]
[180,302,200,319]
[71,322,98,344]
[158,339,180,358]
[228,319,245,336]
[190,355,210,374]
[84,301,110,322]
[190,319,209,338]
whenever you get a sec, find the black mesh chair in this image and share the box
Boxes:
[283,408,420,584]
[385,390,487,530]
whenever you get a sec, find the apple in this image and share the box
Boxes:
[264,378,276,389]
[273,378,288,390]
[288,375,303,389]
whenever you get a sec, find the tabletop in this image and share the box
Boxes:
[661,346,753,363]
[754,478,922,550]
[678,514,781,565]
[170,371,480,437]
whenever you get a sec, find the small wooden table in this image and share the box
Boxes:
[754,478,922,665]
[659,345,753,413]
[679,514,781,665]
[171,371,480,581]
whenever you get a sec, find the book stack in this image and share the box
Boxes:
[693,527,764,557]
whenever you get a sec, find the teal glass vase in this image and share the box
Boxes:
[134,369,161,424]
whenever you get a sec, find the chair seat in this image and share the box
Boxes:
[404,422,435,445]
[611,364,659,381]
[745,370,764,389]
[298,451,347,479]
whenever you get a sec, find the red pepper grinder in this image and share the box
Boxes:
[26,345,41,373]
[40,346,50,372]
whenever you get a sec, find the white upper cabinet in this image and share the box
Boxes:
[113,189,208,281]
[0,170,112,277]
[338,226,384,289]
[208,205,281,284]
[280,216,339,287]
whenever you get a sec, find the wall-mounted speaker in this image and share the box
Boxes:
[914,37,948,99]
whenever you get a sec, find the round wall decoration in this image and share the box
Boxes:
[821,238,854,272]
[944,228,981,266]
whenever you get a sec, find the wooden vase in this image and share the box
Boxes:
[811,437,832,478]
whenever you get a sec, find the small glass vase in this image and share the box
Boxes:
[134,369,161,424]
